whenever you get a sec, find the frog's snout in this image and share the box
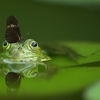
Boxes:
[11,47,25,59]
[18,47,25,53]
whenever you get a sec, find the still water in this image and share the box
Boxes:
[0,41,100,99]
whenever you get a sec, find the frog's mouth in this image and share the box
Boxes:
[3,58,39,64]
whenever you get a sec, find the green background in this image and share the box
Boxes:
[0,0,100,42]
[0,0,100,100]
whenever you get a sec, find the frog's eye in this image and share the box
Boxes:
[3,41,8,46]
[31,41,38,47]
[29,41,38,50]
[24,39,40,51]
[2,41,11,50]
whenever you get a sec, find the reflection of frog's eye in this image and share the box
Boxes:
[31,41,38,47]
[2,41,10,50]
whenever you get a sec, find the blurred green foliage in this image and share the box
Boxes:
[0,0,100,43]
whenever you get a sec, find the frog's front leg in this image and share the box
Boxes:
[41,44,86,63]
[64,50,86,63]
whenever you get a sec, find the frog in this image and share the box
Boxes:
[0,39,59,78]
[0,38,86,79]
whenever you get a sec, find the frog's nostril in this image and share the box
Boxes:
[18,47,21,49]
[18,47,24,53]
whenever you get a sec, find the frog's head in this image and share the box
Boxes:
[2,39,50,63]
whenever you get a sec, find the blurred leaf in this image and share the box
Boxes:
[83,80,100,100]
